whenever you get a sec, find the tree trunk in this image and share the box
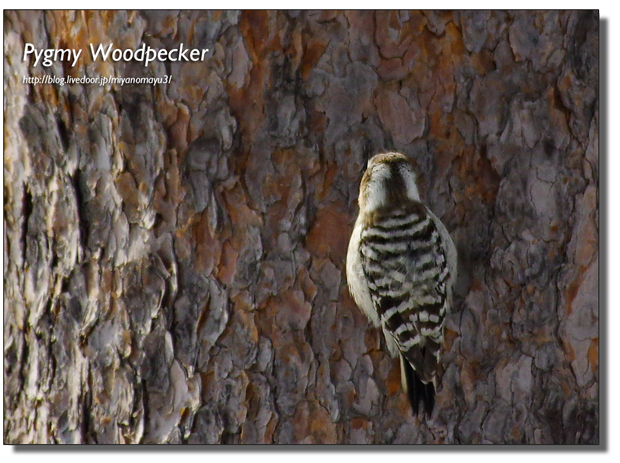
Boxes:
[3,10,598,444]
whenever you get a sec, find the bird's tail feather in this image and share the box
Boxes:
[401,355,435,417]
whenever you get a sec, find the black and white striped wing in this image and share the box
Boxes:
[359,203,451,385]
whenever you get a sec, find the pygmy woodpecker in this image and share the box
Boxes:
[346,152,457,417]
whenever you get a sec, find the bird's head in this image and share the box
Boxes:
[358,152,420,212]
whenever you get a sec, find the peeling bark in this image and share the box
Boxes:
[4,10,598,444]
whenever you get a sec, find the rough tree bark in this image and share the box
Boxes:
[4,10,598,444]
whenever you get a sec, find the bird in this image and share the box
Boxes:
[346,152,457,417]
